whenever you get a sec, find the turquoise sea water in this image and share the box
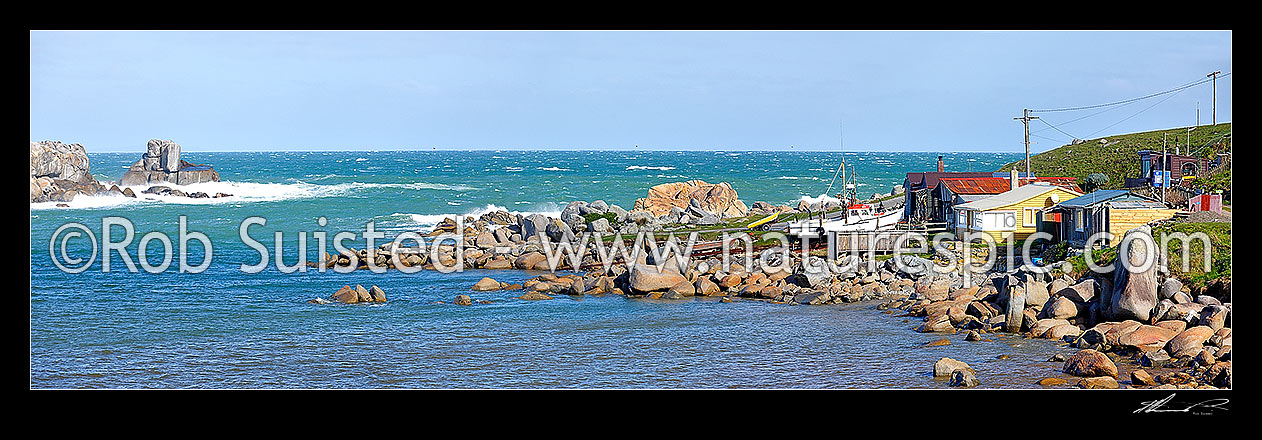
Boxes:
[31,150,1077,388]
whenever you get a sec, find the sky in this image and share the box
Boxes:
[29,30,1232,152]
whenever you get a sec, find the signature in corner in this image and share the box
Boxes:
[1135,393,1229,414]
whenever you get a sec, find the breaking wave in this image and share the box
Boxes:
[30,179,478,210]
[373,203,564,232]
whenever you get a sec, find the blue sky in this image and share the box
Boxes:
[30,31,1231,152]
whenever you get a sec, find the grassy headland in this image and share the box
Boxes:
[997,123,1232,191]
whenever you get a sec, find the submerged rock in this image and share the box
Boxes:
[472,277,503,291]
[331,285,358,304]
[1078,376,1120,389]
[517,292,553,300]
[369,285,387,302]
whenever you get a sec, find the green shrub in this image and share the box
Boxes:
[582,212,619,225]
[1082,173,1110,193]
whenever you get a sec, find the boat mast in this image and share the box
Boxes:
[822,121,846,223]
[839,121,849,223]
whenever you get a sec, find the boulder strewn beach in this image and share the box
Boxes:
[299,178,1229,389]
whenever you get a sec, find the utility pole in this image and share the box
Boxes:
[1015,108,1038,178]
[1207,71,1221,124]
[1162,134,1168,202]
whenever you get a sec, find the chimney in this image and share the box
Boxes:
[1010,168,1019,191]
[937,156,944,173]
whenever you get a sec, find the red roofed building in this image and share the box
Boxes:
[900,155,1080,226]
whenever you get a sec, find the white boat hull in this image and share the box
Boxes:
[787,210,901,237]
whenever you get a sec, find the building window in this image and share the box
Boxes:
[1023,207,1039,227]
[1075,208,1084,232]
[1182,162,1198,177]
[982,211,1018,231]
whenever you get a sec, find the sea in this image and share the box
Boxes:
[30,149,1075,388]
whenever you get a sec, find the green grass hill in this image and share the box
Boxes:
[998,123,1232,191]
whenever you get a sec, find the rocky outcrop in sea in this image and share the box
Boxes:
[120,139,220,186]
[31,138,231,205]
[30,140,109,203]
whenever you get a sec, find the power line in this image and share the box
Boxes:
[1030,72,1230,113]
[1084,86,1188,138]
[1037,118,1081,141]
[1190,130,1233,157]
[1031,99,1140,135]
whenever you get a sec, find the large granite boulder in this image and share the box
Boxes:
[1107,226,1160,322]
[145,138,181,171]
[560,201,587,229]
[627,263,688,294]
[1165,326,1215,357]
[1115,324,1179,351]
[518,213,552,241]
[933,357,973,378]
[30,140,92,183]
[545,219,575,243]
[1062,349,1118,378]
[1059,279,1097,303]
[119,139,220,186]
[1023,278,1050,311]
[630,180,749,219]
[30,140,106,202]
[1003,284,1026,333]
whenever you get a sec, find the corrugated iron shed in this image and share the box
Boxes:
[939,177,1013,194]
[938,176,1080,195]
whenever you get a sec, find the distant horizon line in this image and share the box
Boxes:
[79,148,1030,154]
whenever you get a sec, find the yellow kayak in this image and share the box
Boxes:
[747,213,780,231]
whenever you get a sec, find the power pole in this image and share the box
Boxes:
[1162,134,1168,202]
[1014,108,1038,178]
[1207,71,1221,124]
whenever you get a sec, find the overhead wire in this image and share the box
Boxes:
[1030,73,1230,114]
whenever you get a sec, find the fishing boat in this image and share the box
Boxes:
[786,126,902,239]
[787,201,902,238]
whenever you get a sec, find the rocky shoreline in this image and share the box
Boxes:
[305,181,1229,389]
[31,139,1230,390]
